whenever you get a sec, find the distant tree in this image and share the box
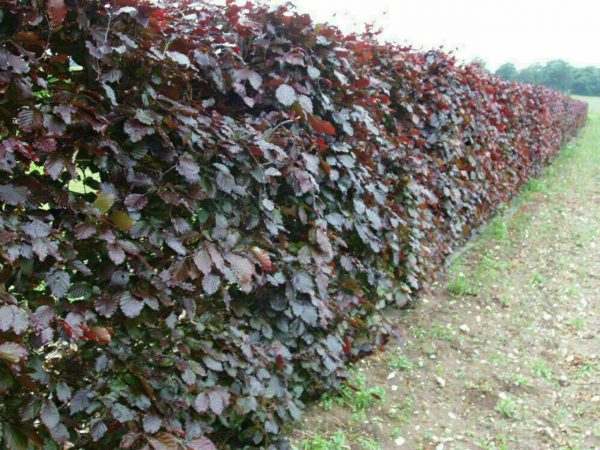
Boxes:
[543,60,573,91]
[571,67,600,96]
[495,63,518,81]
[518,63,545,85]
[494,59,600,96]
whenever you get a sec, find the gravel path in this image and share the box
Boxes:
[290,97,600,450]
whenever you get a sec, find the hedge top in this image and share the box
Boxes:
[0,1,587,449]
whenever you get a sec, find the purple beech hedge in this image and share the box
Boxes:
[0,0,588,448]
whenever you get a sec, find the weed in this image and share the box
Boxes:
[495,397,518,420]
[488,218,509,241]
[553,408,570,425]
[319,393,334,411]
[448,273,478,296]
[338,371,385,412]
[428,321,454,341]
[508,373,533,388]
[569,317,584,330]
[478,433,510,450]
[480,255,510,271]
[489,352,507,366]
[386,396,415,424]
[523,178,546,194]
[356,436,382,450]
[532,360,553,380]
[530,271,547,286]
[300,431,347,450]
[576,361,597,378]
[388,353,414,372]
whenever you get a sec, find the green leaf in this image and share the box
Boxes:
[93,192,116,214]
[110,210,136,231]
[2,423,28,450]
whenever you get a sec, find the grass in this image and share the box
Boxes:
[506,372,533,388]
[569,318,584,331]
[488,217,509,241]
[388,352,414,371]
[386,395,415,424]
[356,436,382,450]
[447,272,478,296]
[532,360,553,381]
[495,396,519,420]
[319,370,385,414]
[300,431,347,450]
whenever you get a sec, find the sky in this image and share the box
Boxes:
[263,0,600,70]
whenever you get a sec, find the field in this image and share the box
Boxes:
[290,97,600,449]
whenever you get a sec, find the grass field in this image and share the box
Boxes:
[290,96,600,450]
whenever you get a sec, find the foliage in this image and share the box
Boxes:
[495,60,600,96]
[0,0,587,448]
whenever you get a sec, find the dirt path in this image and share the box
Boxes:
[290,97,600,450]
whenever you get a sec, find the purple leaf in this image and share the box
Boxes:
[75,223,96,240]
[0,184,29,205]
[166,235,187,256]
[176,153,200,182]
[166,51,191,67]
[215,171,235,194]
[202,274,220,295]
[119,292,144,318]
[31,305,55,331]
[40,400,60,429]
[56,381,72,403]
[124,193,148,211]
[143,414,162,434]
[208,388,230,415]
[187,437,217,450]
[108,243,126,265]
[275,84,296,106]
[46,270,71,298]
[90,419,108,441]
[23,220,51,239]
[95,297,117,318]
[193,392,209,413]
[192,249,212,275]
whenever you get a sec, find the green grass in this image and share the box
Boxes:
[388,352,414,371]
[506,372,533,388]
[300,431,347,450]
[356,436,382,450]
[532,360,553,381]
[495,396,519,420]
[488,217,509,241]
[386,395,415,424]
[447,272,478,296]
[319,370,385,414]
[569,318,585,331]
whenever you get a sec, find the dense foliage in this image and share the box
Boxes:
[0,1,587,448]
[496,60,600,97]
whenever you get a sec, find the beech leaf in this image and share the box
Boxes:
[275,84,297,106]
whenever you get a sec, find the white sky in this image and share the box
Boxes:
[264,0,600,70]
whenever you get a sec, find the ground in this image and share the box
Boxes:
[289,96,600,450]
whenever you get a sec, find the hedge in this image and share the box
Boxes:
[0,1,587,449]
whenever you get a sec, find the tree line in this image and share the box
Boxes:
[494,60,600,96]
